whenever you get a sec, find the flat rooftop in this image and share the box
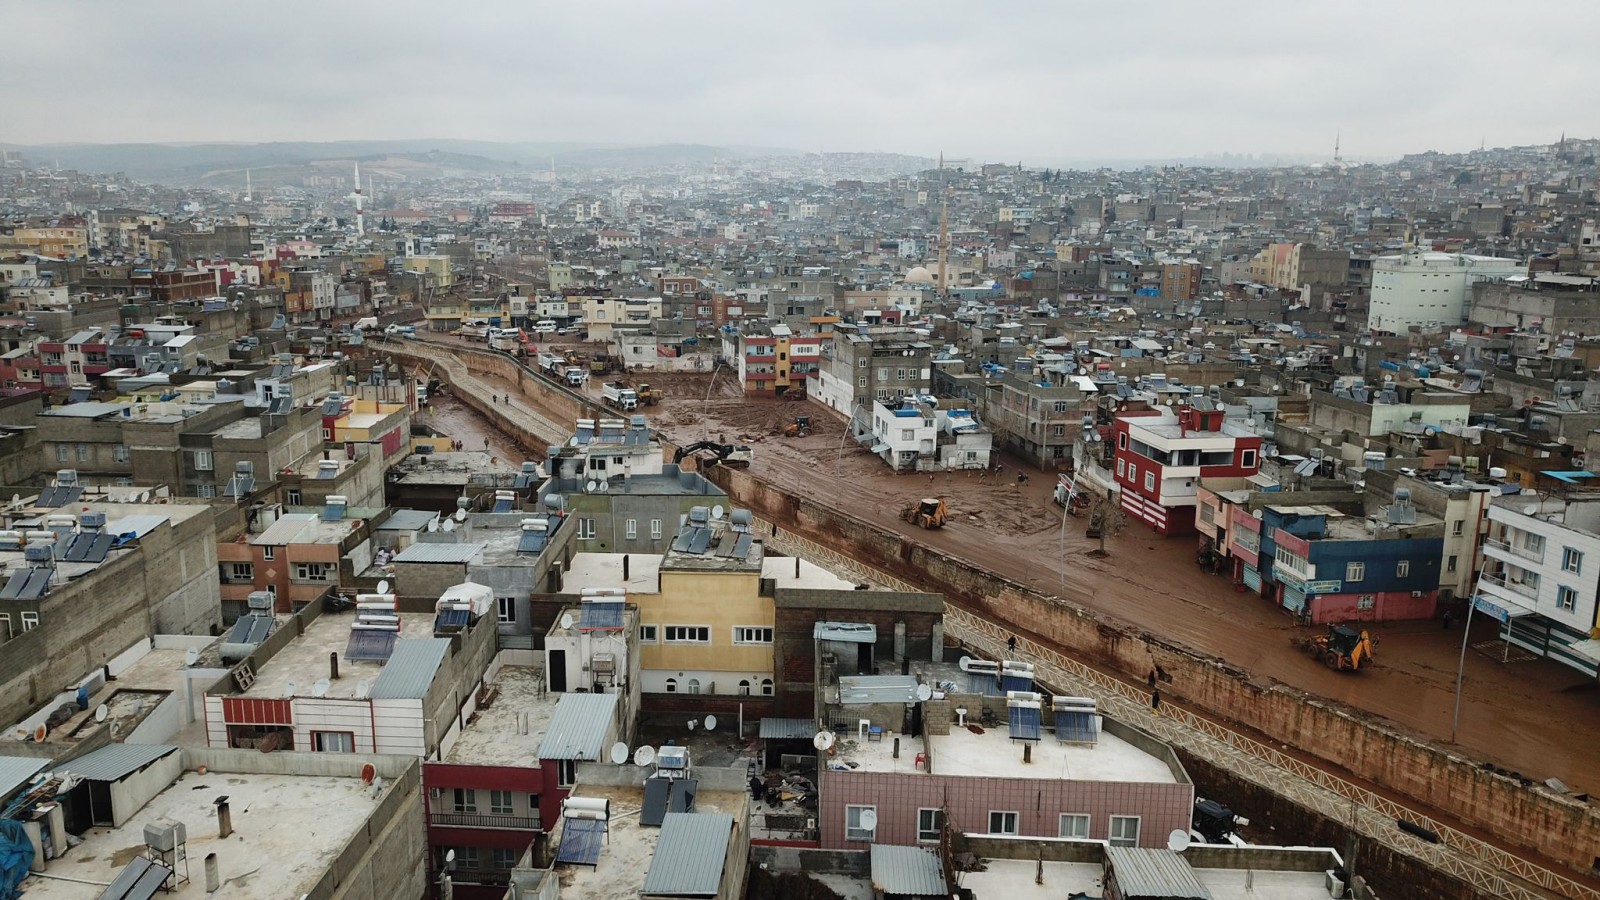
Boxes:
[554,782,743,900]
[236,610,436,700]
[831,721,1177,783]
[761,555,858,590]
[958,858,1103,898]
[565,551,664,594]
[18,769,381,900]
[55,647,190,741]
[250,511,358,546]
[443,665,559,766]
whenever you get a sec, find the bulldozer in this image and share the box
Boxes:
[900,497,948,529]
[624,379,662,406]
[1302,623,1375,671]
[782,416,812,438]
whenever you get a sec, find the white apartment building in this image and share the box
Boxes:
[1369,251,1523,332]
[1479,494,1600,677]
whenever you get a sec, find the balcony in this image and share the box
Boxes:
[430,812,541,831]
[445,867,513,886]
[1479,571,1539,600]
[1483,537,1544,564]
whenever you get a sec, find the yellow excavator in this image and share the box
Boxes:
[901,498,948,529]
[1304,623,1376,671]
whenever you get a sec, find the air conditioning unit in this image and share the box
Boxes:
[1324,869,1346,898]
[1411,591,1425,598]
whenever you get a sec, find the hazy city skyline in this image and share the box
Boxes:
[4,0,1599,165]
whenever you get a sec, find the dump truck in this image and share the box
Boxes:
[563,365,587,388]
[1301,623,1375,671]
[602,381,639,411]
[901,497,948,529]
[537,351,566,377]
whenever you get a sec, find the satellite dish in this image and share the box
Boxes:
[94,704,108,723]
[559,612,574,630]
[704,715,717,732]
[957,655,973,672]
[1167,829,1192,852]
[585,480,599,494]
[283,681,297,698]
[711,505,725,520]
[634,745,656,767]
[915,684,933,702]
[610,741,629,764]
[355,680,371,699]
[139,491,150,503]
[184,647,200,667]
[453,508,466,522]
[442,519,455,532]
[859,808,878,831]
[427,519,438,532]
[361,763,377,785]
[376,579,390,595]
[444,849,456,867]
[1523,504,1539,516]
[8,493,18,508]
[33,724,47,742]
[312,678,330,697]
[687,719,697,732]
[812,731,836,751]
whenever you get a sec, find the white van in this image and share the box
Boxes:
[533,320,558,334]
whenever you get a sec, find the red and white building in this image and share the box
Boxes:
[1112,405,1262,536]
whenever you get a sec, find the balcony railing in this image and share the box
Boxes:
[1479,571,1538,600]
[1484,536,1544,563]
[444,867,513,886]
[430,812,541,831]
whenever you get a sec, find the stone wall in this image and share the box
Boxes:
[705,464,1600,878]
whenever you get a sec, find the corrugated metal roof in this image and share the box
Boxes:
[376,509,438,532]
[758,718,816,740]
[369,639,451,699]
[105,514,170,538]
[813,622,876,643]
[537,692,619,761]
[0,755,46,800]
[871,844,944,896]
[1104,846,1212,899]
[641,812,732,897]
[392,541,486,564]
[839,675,921,705]
[60,744,177,782]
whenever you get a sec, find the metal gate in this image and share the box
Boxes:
[1241,564,1261,592]
[1281,582,1307,614]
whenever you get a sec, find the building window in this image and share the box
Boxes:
[1557,586,1578,611]
[196,484,217,498]
[664,677,677,693]
[1447,555,1458,572]
[1241,449,1258,468]
[733,626,774,644]
[228,563,253,582]
[1117,459,1125,477]
[1452,520,1465,536]
[918,808,944,843]
[262,546,276,560]
[857,376,867,388]
[1357,594,1376,610]
[901,429,914,441]
[312,731,354,753]
[1118,432,1128,450]
[1052,425,1065,437]
[625,519,637,539]
[846,805,877,842]
[20,612,39,632]
[738,679,751,696]
[490,848,519,870]
[1109,815,1141,847]
[578,518,596,540]
[55,444,68,463]
[1144,472,1155,492]
[113,444,129,463]
[664,625,710,644]
[988,811,1019,835]
[761,678,774,696]
[293,562,330,581]
[1059,813,1090,839]
[490,790,514,815]
[77,443,89,463]
[285,489,301,506]
[1396,560,1410,578]
[193,449,214,471]
[1346,561,1365,582]
[1524,533,1545,555]
[0,612,10,637]
[556,760,576,788]
[497,597,516,624]
[650,519,663,539]
[453,789,477,813]
[639,624,658,643]
[686,678,701,694]
[1563,547,1583,574]
[858,358,868,368]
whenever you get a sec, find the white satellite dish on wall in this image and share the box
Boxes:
[687,719,697,732]
[94,704,108,723]
[634,745,656,767]
[610,741,629,765]
[585,480,599,494]
[442,519,455,532]
[355,680,372,699]
[312,678,330,698]
[711,505,724,520]
[559,613,574,630]
[283,681,297,698]
[915,684,933,702]
[427,519,438,532]
[139,491,150,503]
[184,647,200,667]
[376,579,390,595]
[859,809,878,831]
[813,731,836,751]
[454,508,466,522]
[1167,829,1192,852]
[703,715,717,732]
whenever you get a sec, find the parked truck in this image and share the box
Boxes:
[537,352,566,377]
[563,365,587,387]
[602,381,639,411]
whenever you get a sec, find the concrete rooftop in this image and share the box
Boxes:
[443,664,559,767]
[565,551,664,594]
[18,769,380,900]
[832,721,1177,783]
[554,782,743,900]
[236,610,436,700]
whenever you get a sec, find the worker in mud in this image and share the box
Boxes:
[1007,634,1018,655]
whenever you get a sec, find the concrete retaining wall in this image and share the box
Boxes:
[706,464,1600,878]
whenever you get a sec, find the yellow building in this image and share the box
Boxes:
[2,226,89,259]
[404,255,454,289]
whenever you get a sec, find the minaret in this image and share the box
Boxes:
[936,153,949,295]
[1334,133,1341,164]
[244,169,252,202]
[352,161,365,236]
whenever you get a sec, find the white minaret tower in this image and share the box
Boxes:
[351,161,365,235]
[244,169,252,202]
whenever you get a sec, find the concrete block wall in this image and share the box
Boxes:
[707,464,1600,878]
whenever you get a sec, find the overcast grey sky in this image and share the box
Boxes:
[5,0,1597,163]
